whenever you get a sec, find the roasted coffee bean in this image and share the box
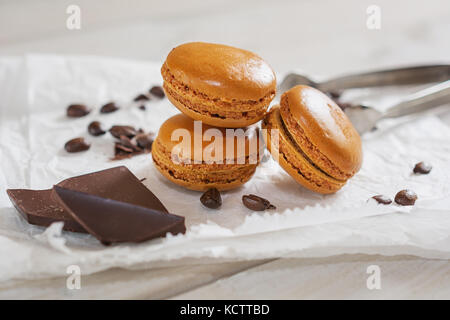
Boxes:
[135,133,154,150]
[88,121,106,136]
[100,102,119,113]
[134,94,149,102]
[372,195,392,205]
[109,125,138,139]
[138,105,146,111]
[242,194,276,211]
[67,104,90,118]
[200,188,222,209]
[65,137,90,153]
[413,161,432,174]
[149,86,165,98]
[115,142,134,154]
[394,189,418,206]
[119,135,141,152]
[326,91,342,99]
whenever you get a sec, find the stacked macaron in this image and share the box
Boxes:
[153,42,363,194]
[153,42,276,191]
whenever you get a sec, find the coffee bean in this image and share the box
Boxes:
[64,137,90,153]
[149,86,165,98]
[134,94,150,102]
[242,194,276,211]
[100,102,119,114]
[394,189,418,206]
[138,105,146,111]
[115,142,134,154]
[67,104,90,118]
[87,121,106,136]
[372,195,392,205]
[135,133,154,150]
[109,125,138,139]
[200,188,222,209]
[119,135,141,152]
[413,161,432,174]
[325,91,342,99]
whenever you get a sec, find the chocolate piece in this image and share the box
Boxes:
[413,162,432,174]
[149,86,165,98]
[56,166,168,213]
[242,194,276,211]
[64,137,90,153]
[54,186,185,245]
[134,94,150,102]
[109,125,138,139]
[200,188,222,209]
[100,102,119,114]
[372,195,392,205]
[6,166,169,233]
[138,105,146,111]
[6,189,86,232]
[88,121,106,136]
[67,104,90,118]
[395,189,418,206]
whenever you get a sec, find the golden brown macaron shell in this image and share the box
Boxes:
[152,113,261,191]
[262,85,362,194]
[280,85,362,180]
[161,42,276,128]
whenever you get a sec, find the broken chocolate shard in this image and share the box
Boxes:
[53,186,185,245]
[6,166,169,234]
[6,189,86,233]
[56,166,168,213]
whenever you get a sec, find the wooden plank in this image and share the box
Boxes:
[172,255,450,299]
[0,260,270,299]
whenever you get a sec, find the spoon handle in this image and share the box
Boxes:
[318,65,450,91]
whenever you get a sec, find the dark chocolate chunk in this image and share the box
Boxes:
[200,188,222,209]
[6,189,86,233]
[100,102,119,114]
[372,195,392,205]
[149,86,165,98]
[88,121,106,136]
[413,162,432,174]
[57,166,168,213]
[6,166,170,234]
[394,189,418,206]
[67,104,90,118]
[134,94,150,102]
[64,137,90,153]
[109,125,138,139]
[242,194,276,211]
[138,105,146,111]
[54,186,185,245]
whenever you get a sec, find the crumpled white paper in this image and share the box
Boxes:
[0,55,449,283]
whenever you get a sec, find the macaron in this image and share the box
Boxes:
[161,42,276,128]
[152,113,262,191]
[262,85,362,194]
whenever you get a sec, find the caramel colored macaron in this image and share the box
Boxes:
[161,42,276,128]
[262,85,362,194]
[152,113,262,191]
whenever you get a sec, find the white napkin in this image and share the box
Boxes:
[1,55,449,282]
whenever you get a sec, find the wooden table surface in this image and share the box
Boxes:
[0,0,449,299]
